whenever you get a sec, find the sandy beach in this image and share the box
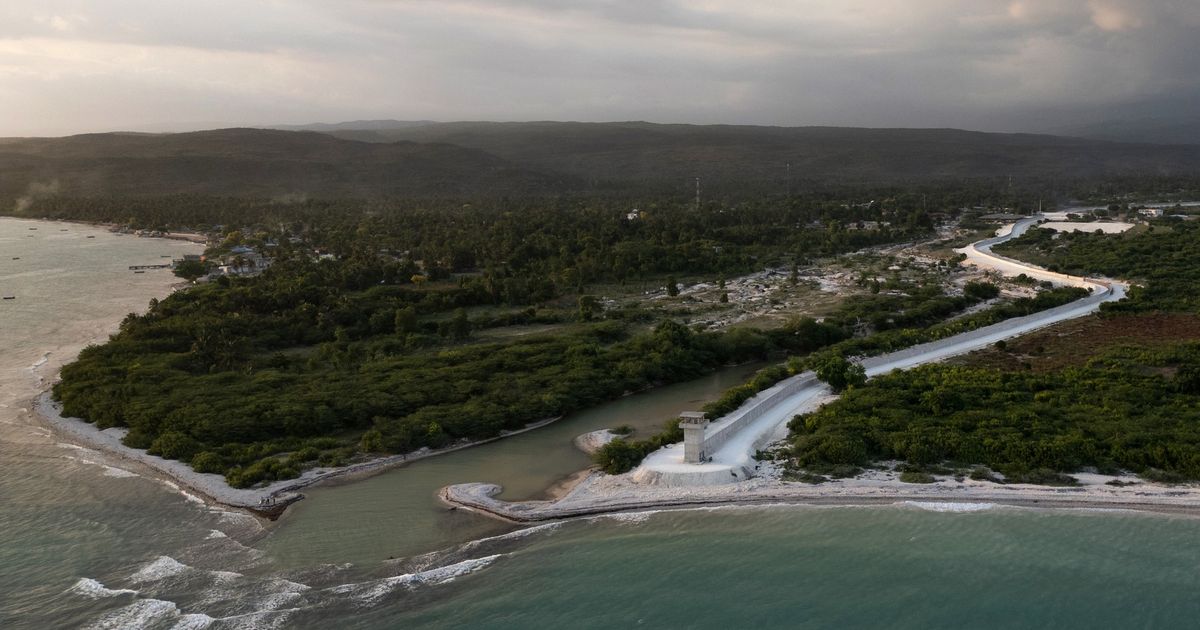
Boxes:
[441,465,1200,523]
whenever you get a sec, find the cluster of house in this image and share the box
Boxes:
[969,202,1200,225]
[173,245,272,280]
[109,226,168,238]
[216,245,270,276]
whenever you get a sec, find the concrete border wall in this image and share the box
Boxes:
[698,374,817,458]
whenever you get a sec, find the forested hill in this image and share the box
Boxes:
[5,123,1200,201]
[0,128,569,199]
[315,121,1200,190]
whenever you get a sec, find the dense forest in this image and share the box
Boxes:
[787,344,1200,481]
[23,195,931,280]
[50,194,955,487]
[36,179,1200,487]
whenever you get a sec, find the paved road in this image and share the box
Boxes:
[636,216,1128,485]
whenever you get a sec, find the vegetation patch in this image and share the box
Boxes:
[995,220,1200,312]
[899,471,936,484]
[787,342,1200,482]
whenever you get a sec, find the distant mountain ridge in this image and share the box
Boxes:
[298,121,1200,189]
[0,128,566,199]
[270,120,439,132]
[2,122,1199,201]
[1041,117,1200,146]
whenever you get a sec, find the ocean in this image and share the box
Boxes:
[2,217,1198,629]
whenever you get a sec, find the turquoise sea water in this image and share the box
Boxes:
[385,506,1200,629]
[3,217,1200,629]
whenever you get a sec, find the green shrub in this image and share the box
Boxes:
[899,471,936,484]
[968,466,1002,483]
[190,451,224,474]
[148,431,201,462]
[1141,468,1185,484]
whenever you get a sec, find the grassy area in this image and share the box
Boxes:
[954,313,1200,373]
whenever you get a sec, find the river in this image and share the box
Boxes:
[3,217,1199,629]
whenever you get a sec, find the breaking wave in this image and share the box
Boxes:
[67,577,137,599]
[329,555,502,606]
[903,501,996,513]
[130,555,190,583]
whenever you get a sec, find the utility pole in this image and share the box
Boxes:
[694,177,701,211]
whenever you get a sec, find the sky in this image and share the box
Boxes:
[1,0,1197,136]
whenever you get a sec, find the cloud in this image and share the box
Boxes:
[1088,1,1142,32]
[0,0,1196,135]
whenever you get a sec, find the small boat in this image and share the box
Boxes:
[11,257,19,260]
[133,270,146,274]
[2,295,15,300]
[28,227,36,231]
[86,235,95,239]
[60,229,68,232]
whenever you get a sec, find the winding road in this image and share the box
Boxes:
[631,215,1127,486]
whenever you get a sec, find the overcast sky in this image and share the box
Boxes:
[1,0,1197,136]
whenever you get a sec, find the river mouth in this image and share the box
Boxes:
[253,361,765,568]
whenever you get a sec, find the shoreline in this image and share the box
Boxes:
[440,468,1200,523]
[35,358,764,518]
[0,214,210,244]
[33,390,569,519]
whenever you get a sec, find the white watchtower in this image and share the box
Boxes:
[680,411,709,464]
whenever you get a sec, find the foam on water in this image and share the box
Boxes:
[169,613,216,630]
[83,598,180,629]
[56,441,95,453]
[254,590,305,612]
[903,501,996,513]
[160,480,207,505]
[102,464,139,478]
[329,555,503,606]
[198,526,266,559]
[266,577,312,592]
[68,577,138,599]
[459,522,563,551]
[211,569,244,584]
[591,510,660,524]
[56,443,141,479]
[218,608,299,630]
[130,555,189,583]
[30,352,50,369]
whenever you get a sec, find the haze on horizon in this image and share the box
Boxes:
[1,0,1197,137]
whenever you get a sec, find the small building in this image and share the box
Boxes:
[680,412,709,464]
